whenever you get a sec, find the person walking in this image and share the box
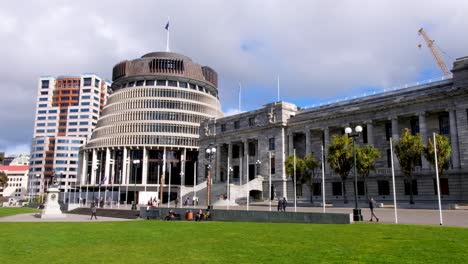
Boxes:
[90,203,98,220]
[277,199,282,211]
[282,197,288,212]
[369,197,379,222]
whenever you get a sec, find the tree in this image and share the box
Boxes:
[303,154,320,201]
[0,171,8,188]
[285,155,306,183]
[424,133,452,177]
[327,134,353,203]
[394,128,423,204]
[356,145,381,199]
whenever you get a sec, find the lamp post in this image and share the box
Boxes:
[255,160,261,177]
[132,159,140,210]
[345,125,363,222]
[205,145,216,209]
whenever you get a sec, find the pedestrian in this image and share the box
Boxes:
[90,203,98,220]
[282,197,288,212]
[369,197,379,222]
[277,199,282,211]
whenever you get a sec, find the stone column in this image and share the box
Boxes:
[323,127,331,173]
[244,140,249,184]
[366,122,374,146]
[142,147,148,186]
[449,110,460,169]
[104,148,111,184]
[122,147,128,184]
[419,112,430,170]
[215,144,221,183]
[288,133,294,156]
[91,149,97,185]
[182,148,187,186]
[305,127,311,155]
[391,117,399,141]
[80,151,88,185]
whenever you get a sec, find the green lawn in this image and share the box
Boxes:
[0,207,38,217]
[0,221,467,263]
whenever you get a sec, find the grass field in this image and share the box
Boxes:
[0,221,467,263]
[0,207,38,217]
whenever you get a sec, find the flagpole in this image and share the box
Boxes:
[433,133,443,225]
[238,82,242,112]
[157,164,160,203]
[247,153,249,211]
[85,181,88,207]
[390,138,398,224]
[118,170,122,208]
[227,157,231,210]
[294,149,297,212]
[269,151,272,211]
[277,75,280,102]
[321,145,326,213]
[168,163,172,208]
[193,161,196,208]
[166,17,170,52]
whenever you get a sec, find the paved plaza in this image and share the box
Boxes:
[0,212,130,222]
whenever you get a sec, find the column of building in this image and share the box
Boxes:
[391,116,400,170]
[449,109,460,169]
[418,112,430,170]
[142,147,148,186]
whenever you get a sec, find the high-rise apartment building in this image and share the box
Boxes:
[29,75,109,198]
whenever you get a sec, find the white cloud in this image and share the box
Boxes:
[0,0,468,152]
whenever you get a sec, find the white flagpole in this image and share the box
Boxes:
[227,157,230,210]
[85,182,89,207]
[433,133,443,225]
[277,75,280,102]
[390,138,398,224]
[167,162,172,208]
[157,164,160,201]
[247,153,249,211]
[321,145,326,213]
[269,151,272,211]
[193,161,197,208]
[294,149,297,212]
[238,82,242,112]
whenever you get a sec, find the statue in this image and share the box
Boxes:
[204,123,211,136]
[268,108,275,124]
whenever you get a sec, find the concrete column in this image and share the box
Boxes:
[449,110,460,169]
[305,127,311,155]
[288,133,294,156]
[215,144,221,183]
[181,148,187,186]
[142,147,148,185]
[162,147,166,185]
[91,149,97,185]
[366,122,374,146]
[419,112,430,170]
[244,140,249,184]
[104,148,111,184]
[80,151,88,185]
[323,127,330,173]
[122,147,128,184]
[391,116,399,141]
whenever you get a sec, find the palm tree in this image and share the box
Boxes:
[356,145,380,199]
[394,128,423,204]
[327,134,354,203]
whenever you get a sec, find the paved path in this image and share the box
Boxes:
[0,213,131,222]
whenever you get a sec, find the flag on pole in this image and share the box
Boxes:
[165,21,170,30]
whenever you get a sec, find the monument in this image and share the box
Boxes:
[41,181,66,219]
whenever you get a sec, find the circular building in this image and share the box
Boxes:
[79,52,223,204]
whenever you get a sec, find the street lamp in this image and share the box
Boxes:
[205,145,216,209]
[132,159,140,210]
[345,125,363,222]
[255,160,261,177]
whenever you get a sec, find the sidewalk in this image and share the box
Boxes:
[0,213,131,222]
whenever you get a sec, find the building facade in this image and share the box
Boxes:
[79,52,223,204]
[29,75,109,198]
[199,56,468,204]
[0,165,29,199]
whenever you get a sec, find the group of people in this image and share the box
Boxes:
[277,197,288,211]
[147,197,160,207]
[182,196,199,206]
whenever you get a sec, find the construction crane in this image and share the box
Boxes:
[418,28,452,78]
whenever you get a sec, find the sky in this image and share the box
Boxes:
[0,0,467,155]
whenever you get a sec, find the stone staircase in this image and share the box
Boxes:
[68,207,140,219]
[180,181,228,206]
[229,176,264,202]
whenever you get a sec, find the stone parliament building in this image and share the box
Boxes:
[199,56,468,204]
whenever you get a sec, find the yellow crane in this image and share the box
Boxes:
[418,28,452,78]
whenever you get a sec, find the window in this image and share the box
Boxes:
[95,79,100,88]
[70,115,78,119]
[269,138,275,151]
[80,115,89,119]
[41,80,49,88]
[363,126,368,144]
[404,179,418,195]
[386,149,392,168]
[221,124,226,132]
[377,180,390,195]
[40,91,48,95]
[68,128,77,132]
[82,95,91,99]
[357,181,365,196]
[36,139,44,144]
[410,118,420,135]
[249,117,255,127]
[136,80,144,86]
[385,121,392,140]
[232,145,240,159]
[189,83,196,89]
[37,123,45,127]
[332,182,342,196]
[57,146,69,150]
[36,129,45,133]
[270,157,275,174]
[79,121,88,125]
[39,97,48,101]
[83,78,92,86]
[439,113,450,135]
[38,104,47,108]
[46,129,55,133]
[83,88,91,93]
[248,142,256,156]
[37,116,46,120]
[69,122,77,125]
[49,109,57,114]
[38,110,47,114]
[156,80,166,86]
[70,109,79,112]
[179,82,187,88]
[312,182,321,196]
[146,80,155,86]
[168,80,177,87]
[434,178,449,195]
[48,116,56,120]
[81,108,90,112]
[234,121,240,129]
[79,128,88,132]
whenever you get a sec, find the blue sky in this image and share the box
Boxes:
[0,0,467,155]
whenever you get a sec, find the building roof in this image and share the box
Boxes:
[0,165,29,172]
